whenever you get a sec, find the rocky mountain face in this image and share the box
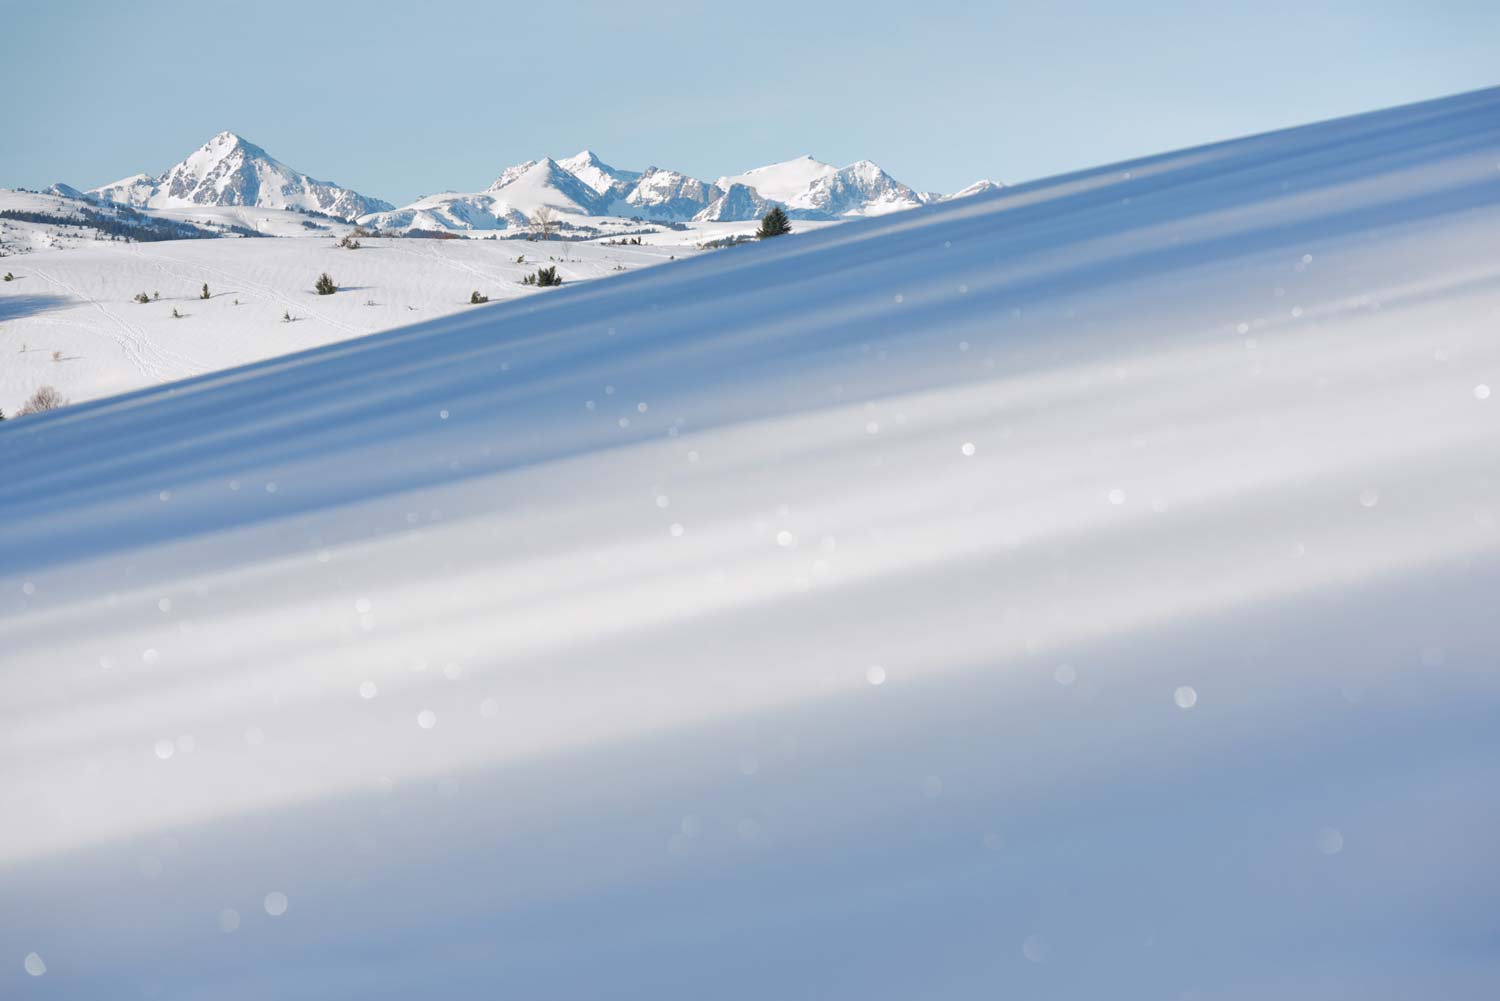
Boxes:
[85,132,391,221]
[693,183,777,223]
[557,150,640,198]
[789,160,931,219]
[612,167,722,221]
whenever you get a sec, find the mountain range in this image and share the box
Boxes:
[55,133,1000,233]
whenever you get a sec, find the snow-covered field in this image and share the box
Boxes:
[3,86,1500,999]
[0,236,704,412]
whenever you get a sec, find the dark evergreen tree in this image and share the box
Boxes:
[200,283,211,300]
[315,272,337,295]
[756,206,792,239]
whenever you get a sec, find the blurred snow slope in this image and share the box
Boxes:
[2,87,1500,999]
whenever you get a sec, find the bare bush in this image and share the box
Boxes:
[16,385,67,416]
[530,205,556,241]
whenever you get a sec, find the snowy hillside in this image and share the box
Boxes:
[0,188,241,256]
[85,132,392,221]
[4,86,1500,1001]
[0,236,701,412]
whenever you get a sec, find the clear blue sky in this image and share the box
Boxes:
[2,0,1495,205]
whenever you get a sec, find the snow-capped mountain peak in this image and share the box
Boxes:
[948,178,1005,200]
[87,131,391,221]
[788,159,927,218]
[718,155,839,205]
[43,182,96,202]
[487,158,543,192]
[487,157,606,215]
[616,166,722,221]
[89,172,158,208]
[557,150,640,197]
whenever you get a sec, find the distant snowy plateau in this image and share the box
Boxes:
[3,89,1500,1000]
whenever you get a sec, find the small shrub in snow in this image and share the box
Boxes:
[134,292,150,304]
[200,283,210,299]
[16,385,67,416]
[340,235,361,249]
[3,272,13,281]
[172,307,182,319]
[756,206,792,239]
[523,266,562,288]
[470,291,489,304]
[283,308,293,322]
[315,272,337,295]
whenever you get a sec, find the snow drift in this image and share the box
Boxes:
[3,88,1500,1000]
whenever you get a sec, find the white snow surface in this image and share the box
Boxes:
[0,235,699,412]
[4,88,1500,1000]
[718,153,841,203]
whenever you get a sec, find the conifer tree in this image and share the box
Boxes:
[315,272,337,295]
[756,206,792,239]
[200,283,210,300]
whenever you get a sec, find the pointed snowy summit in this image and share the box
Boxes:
[557,150,640,197]
[487,157,607,215]
[87,131,391,221]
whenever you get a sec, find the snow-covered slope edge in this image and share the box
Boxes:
[4,87,1500,1000]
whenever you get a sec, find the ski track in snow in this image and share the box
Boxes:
[24,264,199,382]
[137,244,365,336]
[385,239,514,289]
